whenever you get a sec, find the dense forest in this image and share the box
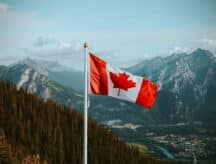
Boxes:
[0,82,166,164]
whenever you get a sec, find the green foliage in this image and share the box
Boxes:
[0,81,166,164]
[128,143,149,154]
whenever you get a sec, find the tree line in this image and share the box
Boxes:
[0,81,166,164]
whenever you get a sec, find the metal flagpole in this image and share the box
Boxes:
[83,42,88,164]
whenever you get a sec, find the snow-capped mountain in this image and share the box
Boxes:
[0,59,148,125]
[11,58,84,92]
[128,48,216,125]
[1,48,216,127]
[0,63,83,110]
[11,58,71,74]
[0,59,150,125]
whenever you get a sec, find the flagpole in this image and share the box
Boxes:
[83,42,88,164]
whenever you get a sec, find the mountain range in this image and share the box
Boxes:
[128,48,216,126]
[0,48,216,127]
[0,62,83,111]
[11,58,84,92]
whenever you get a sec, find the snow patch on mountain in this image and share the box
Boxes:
[41,76,46,83]
[41,87,50,100]
[28,81,37,94]
[17,68,31,89]
[32,72,38,80]
[176,60,194,81]
[167,59,195,93]
[157,66,167,89]
[172,79,179,93]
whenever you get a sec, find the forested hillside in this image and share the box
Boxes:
[0,82,165,164]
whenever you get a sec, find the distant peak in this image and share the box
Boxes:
[190,48,215,60]
[191,48,212,55]
[13,57,38,66]
[25,57,34,61]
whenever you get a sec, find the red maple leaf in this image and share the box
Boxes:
[109,72,136,96]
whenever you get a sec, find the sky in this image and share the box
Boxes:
[0,0,216,69]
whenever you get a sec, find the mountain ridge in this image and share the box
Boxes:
[128,48,216,125]
[0,48,216,126]
[0,62,83,110]
[10,57,84,92]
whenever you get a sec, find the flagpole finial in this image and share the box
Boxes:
[84,42,88,48]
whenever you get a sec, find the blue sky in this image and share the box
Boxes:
[0,0,216,69]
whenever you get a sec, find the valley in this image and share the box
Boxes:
[112,123,216,163]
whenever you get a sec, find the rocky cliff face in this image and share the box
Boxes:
[128,49,216,125]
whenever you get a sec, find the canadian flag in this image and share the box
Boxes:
[89,53,159,109]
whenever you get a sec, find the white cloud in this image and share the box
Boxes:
[21,37,128,70]
[167,38,216,56]
[22,38,84,70]
[0,55,18,65]
[12,35,151,69]
[0,2,8,12]
[168,46,193,54]
[200,38,216,47]
[197,38,216,54]
[34,36,58,47]
[59,41,83,51]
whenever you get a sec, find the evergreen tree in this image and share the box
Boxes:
[0,81,166,164]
